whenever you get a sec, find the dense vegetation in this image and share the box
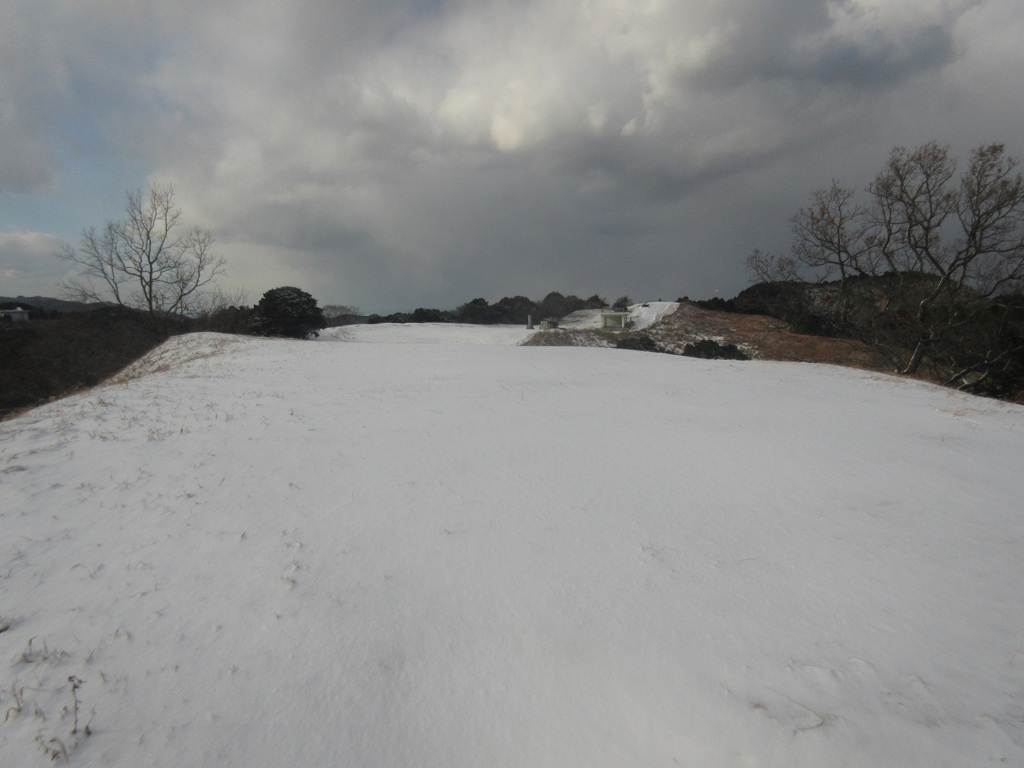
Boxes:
[366,292,617,325]
[0,299,261,417]
[0,306,180,416]
[250,287,326,339]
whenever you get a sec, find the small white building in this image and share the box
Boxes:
[600,311,630,330]
[1,307,30,323]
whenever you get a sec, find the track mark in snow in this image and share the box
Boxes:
[754,687,836,734]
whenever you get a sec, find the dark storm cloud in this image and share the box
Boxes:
[805,24,958,86]
[685,0,968,91]
[1,0,1021,311]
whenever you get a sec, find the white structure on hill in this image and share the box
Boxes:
[600,310,630,330]
[1,307,30,322]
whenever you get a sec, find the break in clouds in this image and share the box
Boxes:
[2,0,1022,311]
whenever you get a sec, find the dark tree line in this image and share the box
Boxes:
[367,292,612,325]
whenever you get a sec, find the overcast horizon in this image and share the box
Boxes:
[3,0,1024,314]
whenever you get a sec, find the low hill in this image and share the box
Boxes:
[1,329,1022,766]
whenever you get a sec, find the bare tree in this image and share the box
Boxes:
[868,143,1024,374]
[60,184,225,324]
[745,249,801,284]
[791,181,874,284]
[321,304,362,328]
[749,141,1024,391]
[747,183,872,285]
[321,305,360,319]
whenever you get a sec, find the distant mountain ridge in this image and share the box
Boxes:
[0,296,109,313]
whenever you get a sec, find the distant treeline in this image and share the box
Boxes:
[367,292,630,325]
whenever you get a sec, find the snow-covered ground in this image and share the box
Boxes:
[2,325,1023,767]
[322,322,535,346]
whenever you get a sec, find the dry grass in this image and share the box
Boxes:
[524,303,892,372]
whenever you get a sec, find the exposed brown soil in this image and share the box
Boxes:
[524,302,893,372]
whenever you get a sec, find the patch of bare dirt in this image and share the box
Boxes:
[523,329,618,348]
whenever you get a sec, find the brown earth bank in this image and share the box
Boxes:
[524,301,892,372]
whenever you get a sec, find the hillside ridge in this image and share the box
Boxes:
[526,301,890,371]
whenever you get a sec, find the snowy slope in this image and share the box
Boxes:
[1,328,1023,767]
[322,322,535,345]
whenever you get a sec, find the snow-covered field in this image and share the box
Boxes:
[323,322,536,345]
[2,325,1023,766]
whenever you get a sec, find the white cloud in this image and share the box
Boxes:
[0,229,72,296]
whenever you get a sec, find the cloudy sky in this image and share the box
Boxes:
[2,0,1023,313]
